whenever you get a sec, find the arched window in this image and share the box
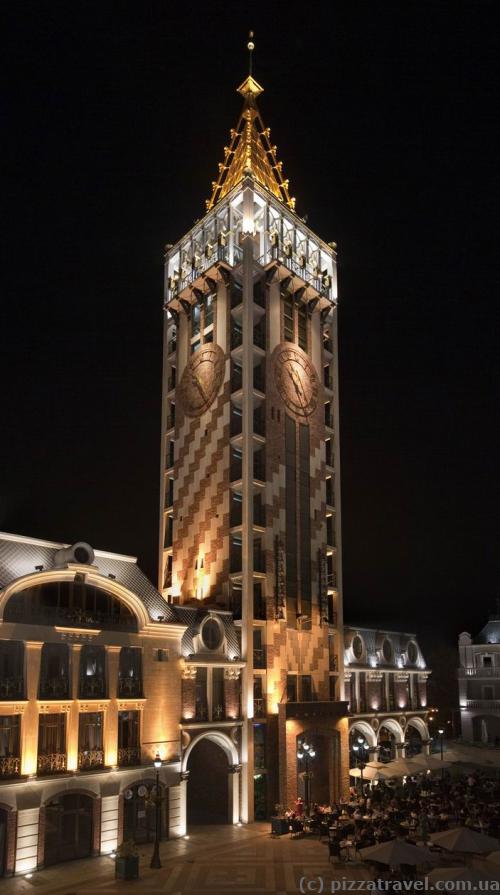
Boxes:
[4,580,137,632]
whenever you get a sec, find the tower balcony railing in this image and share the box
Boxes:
[169,245,230,298]
[265,247,332,299]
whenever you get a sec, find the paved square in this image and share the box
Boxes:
[3,824,374,894]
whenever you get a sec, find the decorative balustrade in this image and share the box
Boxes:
[0,756,21,778]
[458,667,500,677]
[79,678,106,699]
[465,699,500,710]
[39,676,70,699]
[78,748,105,770]
[117,676,143,699]
[37,751,67,775]
[0,676,24,700]
[117,746,141,767]
[7,604,136,632]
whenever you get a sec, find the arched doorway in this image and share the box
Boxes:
[406,718,428,756]
[44,793,93,866]
[378,725,397,762]
[187,738,230,824]
[123,782,167,844]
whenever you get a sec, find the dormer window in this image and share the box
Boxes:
[382,638,393,663]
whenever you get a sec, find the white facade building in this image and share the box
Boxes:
[459,610,500,744]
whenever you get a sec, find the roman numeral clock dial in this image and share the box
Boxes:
[178,344,225,417]
[272,344,319,420]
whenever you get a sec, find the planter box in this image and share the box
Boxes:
[115,855,139,880]
[271,817,290,836]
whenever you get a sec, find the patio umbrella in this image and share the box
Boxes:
[486,851,500,866]
[408,754,452,772]
[427,866,498,884]
[350,764,394,781]
[359,839,437,866]
[430,827,499,854]
[386,758,418,777]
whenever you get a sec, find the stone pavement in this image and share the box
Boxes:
[3,823,374,894]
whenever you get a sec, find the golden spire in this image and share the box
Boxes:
[206,32,295,212]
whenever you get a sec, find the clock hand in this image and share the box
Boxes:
[288,367,306,407]
[191,371,208,402]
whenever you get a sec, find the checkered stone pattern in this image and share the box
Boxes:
[171,359,231,604]
[263,349,332,701]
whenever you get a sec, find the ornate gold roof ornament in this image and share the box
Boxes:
[206,32,296,212]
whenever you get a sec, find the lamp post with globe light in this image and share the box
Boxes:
[150,752,162,869]
[352,737,369,793]
[297,740,316,816]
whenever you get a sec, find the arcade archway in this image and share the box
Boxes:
[44,793,93,866]
[183,732,239,825]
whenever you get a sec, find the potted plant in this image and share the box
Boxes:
[115,839,139,880]
[271,804,289,836]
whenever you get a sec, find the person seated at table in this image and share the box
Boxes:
[294,797,304,817]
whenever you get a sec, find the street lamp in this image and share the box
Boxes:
[352,738,369,793]
[438,728,445,778]
[297,739,316,816]
[150,752,162,869]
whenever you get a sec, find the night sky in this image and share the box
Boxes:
[2,2,498,657]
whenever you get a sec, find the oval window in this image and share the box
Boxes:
[382,639,393,663]
[201,618,222,650]
[352,635,364,659]
[407,641,418,664]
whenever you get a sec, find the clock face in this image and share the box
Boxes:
[178,344,225,417]
[272,344,319,419]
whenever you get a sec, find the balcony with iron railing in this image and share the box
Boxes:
[79,676,106,699]
[78,748,105,771]
[118,675,143,699]
[458,667,500,677]
[118,746,141,767]
[464,699,500,710]
[0,677,24,700]
[39,675,70,700]
[254,697,267,718]
[0,756,21,779]
[37,752,67,775]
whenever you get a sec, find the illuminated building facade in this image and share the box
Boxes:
[344,625,431,765]
[159,72,348,822]
[458,608,500,744]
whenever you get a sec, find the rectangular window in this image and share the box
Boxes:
[300,675,313,702]
[212,668,224,721]
[483,656,493,667]
[195,667,208,720]
[298,306,307,351]
[283,295,294,342]
[254,723,266,769]
[118,711,140,766]
[118,648,143,698]
[78,712,104,769]
[299,423,311,616]
[38,713,66,774]
[191,339,201,354]
[192,303,201,337]
[329,677,337,701]
[286,674,297,702]
[204,293,214,329]
[285,415,297,612]
[79,645,106,699]
[0,714,20,758]
[253,629,265,668]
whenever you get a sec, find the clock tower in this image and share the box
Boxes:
[159,62,348,820]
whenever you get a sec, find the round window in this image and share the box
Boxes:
[352,635,364,659]
[382,639,393,663]
[407,641,418,664]
[201,618,223,650]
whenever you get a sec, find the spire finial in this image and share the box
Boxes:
[247,30,255,76]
